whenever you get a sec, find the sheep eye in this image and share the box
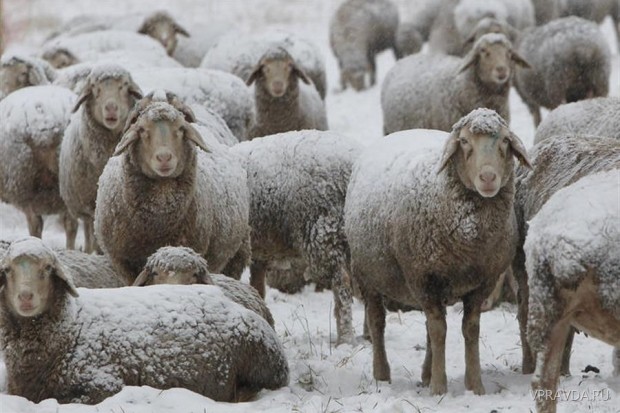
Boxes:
[459,137,469,145]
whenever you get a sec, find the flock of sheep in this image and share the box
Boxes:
[0,0,618,412]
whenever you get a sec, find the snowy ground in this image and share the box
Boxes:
[1,1,620,412]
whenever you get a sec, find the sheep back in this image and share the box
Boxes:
[56,249,125,288]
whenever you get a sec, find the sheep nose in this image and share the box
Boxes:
[480,171,497,183]
[104,102,118,114]
[18,291,34,302]
[496,66,508,79]
[156,152,172,163]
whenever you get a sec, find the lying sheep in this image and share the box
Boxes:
[232,130,362,345]
[95,100,250,285]
[132,67,254,141]
[0,237,288,404]
[0,85,78,248]
[200,29,327,100]
[534,97,620,144]
[345,109,531,395]
[59,64,143,253]
[0,54,56,100]
[133,246,274,327]
[526,169,620,413]
[514,16,611,126]
[329,0,400,91]
[246,48,327,139]
[382,33,529,134]
[513,135,620,375]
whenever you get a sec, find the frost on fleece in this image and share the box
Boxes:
[0,283,289,404]
[525,169,620,351]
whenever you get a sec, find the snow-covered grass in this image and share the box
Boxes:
[1,0,619,412]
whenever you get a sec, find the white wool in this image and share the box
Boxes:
[3,236,55,261]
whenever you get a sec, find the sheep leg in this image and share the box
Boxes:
[365,290,390,381]
[24,210,43,238]
[332,267,354,345]
[462,291,485,395]
[62,212,78,250]
[526,102,542,127]
[368,53,377,86]
[221,237,251,280]
[425,304,448,395]
[532,319,571,413]
[613,347,620,377]
[421,327,432,387]
[250,260,268,298]
[83,218,96,254]
[560,328,574,376]
[514,251,536,374]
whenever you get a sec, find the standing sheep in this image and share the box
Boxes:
[558,0,620,48]
[246,48,327,139]
[0,85,78,248]
[0,237,288,404]
[59,64,142,253]
[231,130,362,345]
[95,100,250,285]
[0,54,56,100]
[514,16,611,126]
[345,109,531,395]
[525,169,620,413]
[329,0,400,91]
[382,33,529,134]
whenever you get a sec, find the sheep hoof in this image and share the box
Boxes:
[430,380,447,395]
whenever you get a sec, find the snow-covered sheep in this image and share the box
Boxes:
[345,109,531,395]
[133,246,274,327]
[246,48,327,139]
[200,29,327,100]
[0,237,288,404]
[513,135,620,375]
[0,85,78,248]
[514,16,611,126]
[231,130,362,345]
[95,100,250,285]
[329,0,400,91]
[525,169,620,413]
[558,0,620,48]
[382,33,529,134]
[534,97,620,144]
[132,68,254,141]
[59,64,143,253]
[0,54,56,100]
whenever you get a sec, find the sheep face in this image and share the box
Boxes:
[138,12,190,56]
[0,62,30,98]
[42,48,78,69]
[246,50,312,97]
[133,247,213,286]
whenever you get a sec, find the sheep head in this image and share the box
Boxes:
[246,47,311,97]
[114,101,209,178]
[133,246,213,286]
[138,11,190,56]
[459,33,530,87]
[438,108,531,198]
[73,64,143,132]
[0,56,50,99]
[41,47,79,69]
[463,17,519,52]
[0,237,78,318]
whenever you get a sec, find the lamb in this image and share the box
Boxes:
[231,130,362,345]
[94,100,250,285]
[133,246,274,327]
[513,135,620,375]
[200,29,327,100]
[132,67,254,141]
[0,54,56,100]
[0,85,78,248]
[381,33,530,134]
[246,48,327,139]
[513,16,611,126]
[534,97,620,144]
[345,109,531,395]
[329,0,400,91]
[0,236,288,404]
[59,64,143,253]
[525,169,620,413]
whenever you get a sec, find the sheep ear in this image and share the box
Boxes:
[113,128,140,156]
[292,64,312,85]
[128,81,143,100]
[246,63,263,86]
[185,124,210,153]
[437,132,460,174]
[169,95,196,123]
[174,23,190,37]
[72,83,92,113]
[508,132,532,169]
[53,264,79,297]
[511,51,531,69]
[458,50,478,73]
[133,269,150,286]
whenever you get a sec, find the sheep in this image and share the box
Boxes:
[0,85,78,248]
[534,97,620,144]
[531,0,560,25]
[513,135,620,375]
[132,68,254,141]
[525,169,620,413]
[395,22,424,58]
[397,0,443,46]
[345,109,531,395]
[514,16,611,126]
[59,63,143,253]
[0,236,288,404]
[231,130,362,345]
[558,0,620,48]
[94,100,251,285]
[133,246,274,327]
[0,54,56,100]
[245,48,327,139]
[200,29,327,100]
[381,33,530,134]
[462,17,520,53]
[329,0,400,91]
